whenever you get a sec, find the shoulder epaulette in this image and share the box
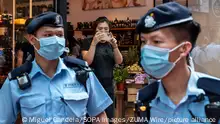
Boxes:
[8,62,32,81]
[63,56,88,68]
[138,81,159,102]
[197,77,220,96]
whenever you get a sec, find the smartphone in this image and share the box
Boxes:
[99,32,111,42]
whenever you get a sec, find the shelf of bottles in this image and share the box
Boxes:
[16,0,53,18]
[15,0,54,58]
[0,11,13,26]
[76,18,139,31]
[75,18,140,48]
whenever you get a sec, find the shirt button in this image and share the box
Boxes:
[174,111,179,116]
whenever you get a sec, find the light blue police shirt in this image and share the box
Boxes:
[149,67,220,124]
[0,58,113,124]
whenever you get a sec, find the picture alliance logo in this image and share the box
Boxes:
[212,0,220,17]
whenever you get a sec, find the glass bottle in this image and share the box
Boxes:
[126,17,131,28]
[114,18,118,28]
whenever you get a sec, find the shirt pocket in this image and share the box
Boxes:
[20,95,46,118]
[63,92,89,118]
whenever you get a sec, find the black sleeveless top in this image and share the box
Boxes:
[81,37,115,80]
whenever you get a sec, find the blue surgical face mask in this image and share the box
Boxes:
[33,36,69,60]
[140,42,185,79]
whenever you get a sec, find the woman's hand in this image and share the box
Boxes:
[108,32,118,49]
[91,32,106,46]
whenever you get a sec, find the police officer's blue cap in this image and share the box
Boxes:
[27,12,64,34]
[136,2,193,33]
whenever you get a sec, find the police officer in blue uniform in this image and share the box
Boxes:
[0,12,112,124]
[135,2,220,124]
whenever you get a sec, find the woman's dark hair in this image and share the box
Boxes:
[92,16,112,33]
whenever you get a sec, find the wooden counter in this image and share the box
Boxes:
[115,90,125,121]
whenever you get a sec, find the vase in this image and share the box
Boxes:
[117,82,124,91]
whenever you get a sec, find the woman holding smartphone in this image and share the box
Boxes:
[81,16,123,121]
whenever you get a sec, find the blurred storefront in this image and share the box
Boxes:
[189,0,220,78]
[0,0,70,86]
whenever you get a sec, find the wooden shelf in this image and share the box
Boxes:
[0,24,25,27]
[118,45,138,48]
[125,102,135,107]
[0,24,12,27]
[128,71,144,74]
[112,28,135,31]
[15,24,25,26]
[75,27,135,32]
[126,83,146,88]
[16,0,53,7]
[115,90,125,95]
[0,25,8,28]
[74,29,92,32]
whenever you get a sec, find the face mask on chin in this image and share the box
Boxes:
[33,36,69,60]
[140,42,186,79]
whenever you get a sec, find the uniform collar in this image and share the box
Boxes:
[29,57,69,79]
[186,66,205,96]
[55,58,69,76]
[155,66,205,102]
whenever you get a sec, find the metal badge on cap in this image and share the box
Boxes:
[55,15,61,25]
[144,13,156,28]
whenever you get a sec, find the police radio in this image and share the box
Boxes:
[8,54,33,90]
[16,73,31,90]
[205,102,220,124]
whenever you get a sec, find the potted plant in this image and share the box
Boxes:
[113,67,129,91]
[124,46,139,66]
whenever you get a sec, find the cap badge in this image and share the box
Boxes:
[55,15,60,24]
[144,14,156,28]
